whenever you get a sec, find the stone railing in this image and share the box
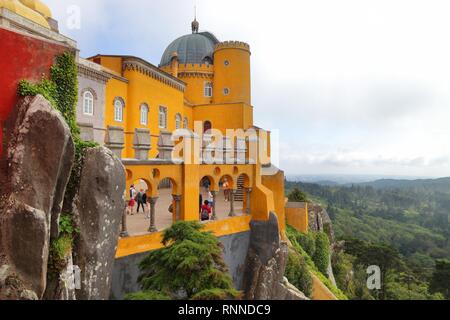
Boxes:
[114,130,250,165]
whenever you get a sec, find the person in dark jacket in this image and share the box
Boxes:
[137,189,145,213]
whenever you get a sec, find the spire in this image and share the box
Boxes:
[191,5,199,33]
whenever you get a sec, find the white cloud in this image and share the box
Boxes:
[46,0,450,177]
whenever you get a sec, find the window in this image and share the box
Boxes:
[175,113,182,129]
[223,88,230,96]
[114,98,124,122]
[183,117,188,129]
[140,104,149,126]
[204,82,213,97]
[83,91,94,115]
[159,106,167,128]
[224,60,230,66]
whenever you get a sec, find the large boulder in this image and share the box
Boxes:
[0,95,74,299]
[243,213,309,300]
[71,147,125,300]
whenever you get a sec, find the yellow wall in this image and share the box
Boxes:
[213,44,251,105]
[312,274,338,300]
[95,56,123,74]
[123,69,186,159]
[116,215,252,258]
[285,203,309,234]
[262,170,287,236]
[104,77,129,157]
[193,103,253,131]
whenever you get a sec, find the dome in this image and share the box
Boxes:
[19,0,52,19]
[160,31,219,67]
[0,0,50,28]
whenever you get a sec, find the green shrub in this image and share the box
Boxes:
[286,225,348,300]
[288,188,308,202]
[135,221,241,300]
[125,290,171,300]
[285,248,313,298]
[296,232,316,257]
[313,232,331,275]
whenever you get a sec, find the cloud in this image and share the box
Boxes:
[45,0,450,177]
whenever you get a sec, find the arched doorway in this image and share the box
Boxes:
[126,178,152,235]
[199,176,216,221]
[203,120,212,133]
[153,178,178,231]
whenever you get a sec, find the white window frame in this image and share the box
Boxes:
[114,99,124,122]
[175,113,182,129]
[183,117,188,129]
[204,82,213,97]
[140,104,149,126]
[83,91,94,116]
[159,106,167,129]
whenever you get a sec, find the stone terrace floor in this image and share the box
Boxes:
[126,188,246,236]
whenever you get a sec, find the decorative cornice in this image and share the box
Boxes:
[122,58,186,92]
[77,63,110,84]
[178,71,214,79]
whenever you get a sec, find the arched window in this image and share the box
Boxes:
[159,106,167,129]
[183,117,188,129]
[203,120,212,133]
[83,91,94,115]
[175,113,182,129]
[204,82,213,97]
[140,104,149,126]
[114,98,124,122]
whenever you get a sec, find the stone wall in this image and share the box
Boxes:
[110,231,251,300]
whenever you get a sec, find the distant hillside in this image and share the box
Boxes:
[358,177,450,191]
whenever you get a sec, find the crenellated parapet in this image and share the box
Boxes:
[214,41,251,53]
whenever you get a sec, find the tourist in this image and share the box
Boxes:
[200,200,212,221]
[128,185,136,215]
[223,179,230,202]
[137,189,145,213]
[208,190,214,208]
[142,191,148,218]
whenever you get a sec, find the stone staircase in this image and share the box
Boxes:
[235,175,245,202]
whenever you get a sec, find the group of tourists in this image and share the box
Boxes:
[127,185,150,218]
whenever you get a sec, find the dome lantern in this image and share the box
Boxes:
[191,18,199,34]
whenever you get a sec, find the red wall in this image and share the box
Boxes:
[0,27,69,155]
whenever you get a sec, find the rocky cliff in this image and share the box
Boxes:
[242,213,309,300]
[0,96,125,300]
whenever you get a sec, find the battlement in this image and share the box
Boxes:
[215,41,250,52]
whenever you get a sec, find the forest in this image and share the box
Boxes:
[286,178,450,300]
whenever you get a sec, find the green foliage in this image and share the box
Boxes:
[285,248,313,298]
[50,52,80,138]
[125,290,171,301]
[286,225,348,300]
[313,232,331,275]
[288,188,308,202]
[59,214,79,236]
[18,79,57,107]
[191,289,243,301]
[135,221,241,300]
[430,259,450,299]
[295,232,316,257]
[286,180,450,300]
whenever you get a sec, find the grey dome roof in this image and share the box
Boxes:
[160,31,220,67]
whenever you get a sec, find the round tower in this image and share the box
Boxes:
[213,41,251,105]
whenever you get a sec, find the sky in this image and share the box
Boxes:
[47,0,450,178]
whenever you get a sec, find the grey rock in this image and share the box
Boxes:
[20,290,39,300]
[243,213,308,300]
[0,95,74,299]
[72,147,125,300]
